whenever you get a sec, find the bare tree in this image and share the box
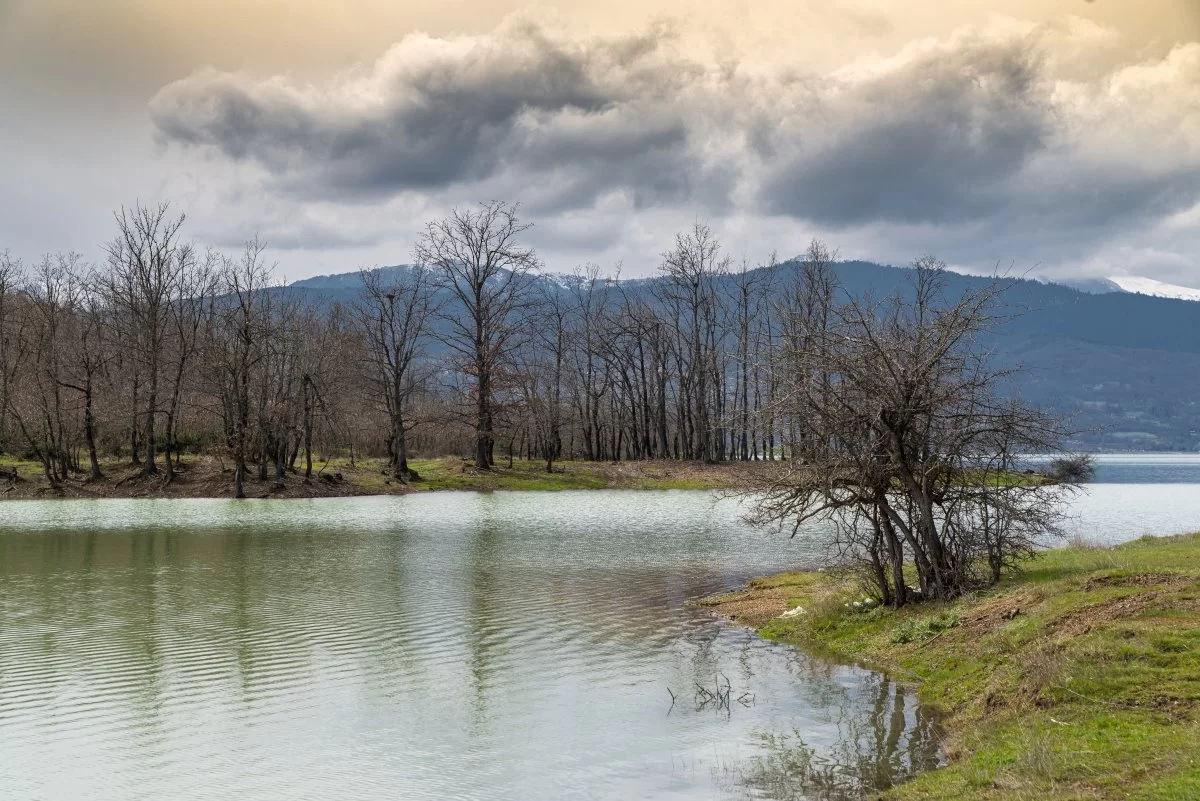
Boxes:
[72,266,111,480]
[295,303,352,479]
[355,267,432,480]
[614,285,673,459]
[566,264,613,461]
[417,202,540,470]
[731,254,776,461]
[518,280,572,472]
[1047,454,1095,484]
[44,255,110,480]
[774,239,839,460]
[103,203,191,475]
[0,252,24,451]
[211,239,274,498]
[23,256,74,483]
[253,289,303,482]
[658,222,730,462]
[162,249,217,482]
[749,259,1080,604]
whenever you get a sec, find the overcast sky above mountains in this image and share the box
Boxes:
[2,0,1198,284]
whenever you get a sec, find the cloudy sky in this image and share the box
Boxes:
[2,0,1198,284]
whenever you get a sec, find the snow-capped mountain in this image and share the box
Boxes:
[1108,276,1200,302]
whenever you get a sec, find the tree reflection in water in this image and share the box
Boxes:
[721,673,943,800]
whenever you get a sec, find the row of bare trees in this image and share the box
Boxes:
[2,200,1081,597]
[2,201,786,489]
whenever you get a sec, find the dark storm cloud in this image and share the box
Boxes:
[149,20,722,209]
[753,29,1200,252]
[148,18,1200,273]
[757,36,1051,225]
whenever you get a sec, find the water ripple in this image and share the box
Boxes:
[0,491,947,801]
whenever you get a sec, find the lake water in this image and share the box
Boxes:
[1034,453,1200,543]
[2,454,1199,801]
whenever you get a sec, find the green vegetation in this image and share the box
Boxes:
[2,449,1041,500]
[702,534,1200,800]
[0,455,45,478]
[390,457,738,492]
[310,455,743,493]
[1,452,751,498]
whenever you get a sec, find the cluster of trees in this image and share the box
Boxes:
[2,200,1081,598]
[0,201,821,491]
[0,208,348,498]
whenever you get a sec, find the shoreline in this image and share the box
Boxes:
[0,455,759,500]
[699,534,1200,800]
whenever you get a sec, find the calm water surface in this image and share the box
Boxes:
[1036,453,1200,543]
[2,454,1199,801]
[1,492,935,801]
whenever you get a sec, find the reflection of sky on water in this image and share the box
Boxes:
[0,491,936,801]
[1,456,1194,800]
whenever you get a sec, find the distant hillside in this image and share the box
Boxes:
[285,260,1200,452]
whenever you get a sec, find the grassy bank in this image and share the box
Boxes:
[317,456,753,493]
[701,534,1200,800]
[0,454,755,498]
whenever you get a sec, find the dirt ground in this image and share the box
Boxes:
[0,456,389,500]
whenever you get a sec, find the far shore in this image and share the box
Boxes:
[0,455,763,500]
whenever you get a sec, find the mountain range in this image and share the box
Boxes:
[286,260,1200,452]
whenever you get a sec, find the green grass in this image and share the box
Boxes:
[962,469,1051,488]
[406,458,731,491]
[2,452,751,497]
[316,456,738,492]
[708,533,1200,800]
[407,458,612,491]
[0,455,45,477]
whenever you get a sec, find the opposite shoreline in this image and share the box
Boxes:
[699,534,1200,799]
[0,455,759,500]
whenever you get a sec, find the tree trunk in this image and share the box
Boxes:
[475,360,492,470]
[83,378,102,480]
[303,377,314,479]
[393,406,413,480]
[163,410,175,483]
[144,355,158,474]
[879,503,908,608]
[129,374,140,466]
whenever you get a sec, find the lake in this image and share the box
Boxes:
[1034,453,1200,544]
[2,454,1199,801]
